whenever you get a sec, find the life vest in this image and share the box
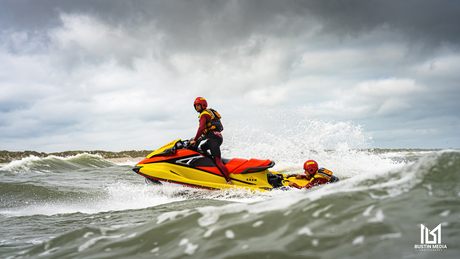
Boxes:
[199,108,223,135]
[311,168,339,183]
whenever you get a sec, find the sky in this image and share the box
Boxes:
[1,0,459,152]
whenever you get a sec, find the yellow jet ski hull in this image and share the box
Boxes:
[133,139,308,192]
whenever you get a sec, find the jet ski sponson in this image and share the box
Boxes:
[132,139,308,191]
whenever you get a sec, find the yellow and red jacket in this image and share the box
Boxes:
[194,108,223,140]
[291,168,339,189]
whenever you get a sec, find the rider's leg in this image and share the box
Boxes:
[208,135,233,184]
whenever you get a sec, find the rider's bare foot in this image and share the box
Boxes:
[227,180,234,185]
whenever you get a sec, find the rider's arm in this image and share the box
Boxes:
[302,177,328,189]
[291,177,328,189]
[194,113,211,141]
[290,181,315,189]
[290,182,303,189]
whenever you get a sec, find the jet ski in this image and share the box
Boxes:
[132,139,306,191]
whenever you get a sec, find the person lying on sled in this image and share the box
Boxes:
[289,160,339,189]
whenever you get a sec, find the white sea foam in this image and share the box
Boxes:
[157,151,432,232]
[252,220,263,228]
[78,234,124,252]
[157,210,192,224]
[298,226,313,236]
[363,205,375,216]
[380,233,402,240]
[368,209,385,223]
[179,238,199,255]
[1,153,105,173]
[0,182,187,217]
[1,155,42,172]
[224,112,406,180]
[352,235,365,246]
[203,227,216,238]
[189,158,414,228]
[225,230,235,239]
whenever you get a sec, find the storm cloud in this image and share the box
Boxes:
[1,0,459,151]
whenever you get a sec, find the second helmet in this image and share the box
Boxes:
[303,160,318,174]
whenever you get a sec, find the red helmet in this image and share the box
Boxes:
[194,97,207,109]
[303,160,318,174]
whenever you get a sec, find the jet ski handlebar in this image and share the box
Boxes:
[181,138,201,151]
[160,139,192,155]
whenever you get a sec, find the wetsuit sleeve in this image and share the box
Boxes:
[312,178,328,187]
[300,181,316,189]
[292,177,328,189]
[194,113,211,141]
[290,183,303,189]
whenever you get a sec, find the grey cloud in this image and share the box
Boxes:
[1,0,459,150]
[2,0,458,73]
[4,1,460,48]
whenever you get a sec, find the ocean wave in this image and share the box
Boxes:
[7,150,459,258]
[0,153,116,173]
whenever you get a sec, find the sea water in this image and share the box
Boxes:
[1,117,459,258]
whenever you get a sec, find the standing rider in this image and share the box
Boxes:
[190,97,233,185]
[289,160,339,189]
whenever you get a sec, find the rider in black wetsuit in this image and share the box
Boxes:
[190,97,233,185]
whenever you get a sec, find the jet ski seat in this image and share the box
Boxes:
[224,158,275,174]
